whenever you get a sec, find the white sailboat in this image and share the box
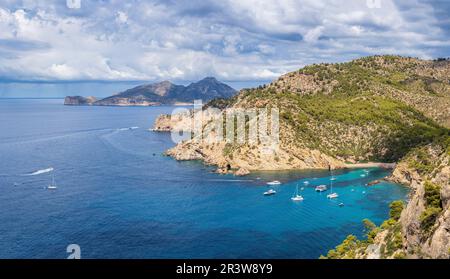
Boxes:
[291,184,304,201]
[48,171,58,190]
[327,170,338,199]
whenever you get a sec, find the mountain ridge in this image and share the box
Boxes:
[64,77,237,106]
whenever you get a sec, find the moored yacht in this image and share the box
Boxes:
[327,192,339,199]
[264,189,277,196]
[267,180,281,185]
[327,169,339,199]
[315,185,328,192]
[291,185,304,201]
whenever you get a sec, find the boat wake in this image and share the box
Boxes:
[24,167,54,176]
[117,127,140,131]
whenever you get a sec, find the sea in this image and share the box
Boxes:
[0,99,409,259]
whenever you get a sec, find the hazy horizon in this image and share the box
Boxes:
[0,79,270,98]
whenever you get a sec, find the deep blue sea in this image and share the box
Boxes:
[0,99,408,259]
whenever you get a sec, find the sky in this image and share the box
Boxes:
[0,0,449,91]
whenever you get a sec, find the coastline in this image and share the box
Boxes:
[344,162,396,169]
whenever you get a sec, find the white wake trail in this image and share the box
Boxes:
[24,167,54,176]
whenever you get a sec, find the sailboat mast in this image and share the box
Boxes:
[330,169,333,192]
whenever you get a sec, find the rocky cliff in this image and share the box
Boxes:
[64,96,97,105]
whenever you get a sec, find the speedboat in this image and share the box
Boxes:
[303,181,310,185]
[330,177,337,181]
[264,189,277,196]
[339,203,345,207]
[267,180,281,185]
[315,185,328,192]
[327,192,339,199]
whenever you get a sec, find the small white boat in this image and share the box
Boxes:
[327,170,338,199]
[303,181,310,185]
[300,187,305,191]
[330,177,337,181]
[47,172,58,190]
[267,180,281,185]
[360,174,366,177]
[315,185,328,192]
[264,189,277,196]
[339,203,345,207]
[327,192,339,199]
[291,185,304,201]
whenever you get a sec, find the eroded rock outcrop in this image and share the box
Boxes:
[64,96,97,105]
[156,108,345,174]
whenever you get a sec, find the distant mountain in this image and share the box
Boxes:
[68,77,236,106]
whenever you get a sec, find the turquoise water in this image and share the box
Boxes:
[0,99,408,258]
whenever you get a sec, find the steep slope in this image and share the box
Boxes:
[154,55,449,173]
[323,138,450,259]
[171,77,237,102]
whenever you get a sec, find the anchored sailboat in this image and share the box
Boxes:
[48,170,58,190]
[291,184,304,201]
[327,169,338,199]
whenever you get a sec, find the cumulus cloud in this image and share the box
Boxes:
[0,0,448,83]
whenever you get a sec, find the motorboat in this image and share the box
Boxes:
[264,189,277,196]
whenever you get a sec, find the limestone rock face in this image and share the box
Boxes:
[235,168,250,176]
[159,109,346,174]
[387,144,450,259]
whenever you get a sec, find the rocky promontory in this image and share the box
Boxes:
[64,96,97,105]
